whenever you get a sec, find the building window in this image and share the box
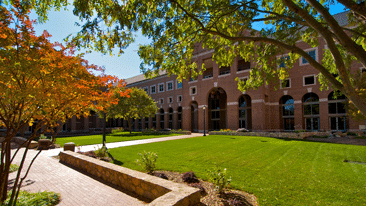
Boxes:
[160,109,164,129]
[303,93,319,131]
[145,117,149,129]
[303,75,316,86]
[159,98,164,104]
[150,85,156,94]
[176,80,183,89]
[238,95,252,130]
[237,59,250,72]
[143,87,149,94]
[152,115,156,129]
[168,108,173,129]
[158,83,164,93]
[328,91,347,131]
[190,86,197,95]
[177,95,182,102]
[281,95,295,131]
[281,79,291,89]
[177,107,182,129]
[166,81,173,91]
[168,97,173,103]
[203,58,213,79]
[301,48,317,65]
[219,66,231,76]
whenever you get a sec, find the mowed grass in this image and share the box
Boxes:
[108,135,366,205]
[55,132,181,147]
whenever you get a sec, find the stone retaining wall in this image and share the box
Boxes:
[209,131,331,139]
[59,151,200,206]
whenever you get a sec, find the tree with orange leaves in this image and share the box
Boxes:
[0,1,128,204]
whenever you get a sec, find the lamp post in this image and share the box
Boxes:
[103,111,106,147]
[203,105,206,136]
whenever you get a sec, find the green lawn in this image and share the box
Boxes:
[108,135,366,205]
[55,132,181,146]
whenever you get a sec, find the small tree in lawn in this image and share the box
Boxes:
[0,2,127,204]
[106,87,158,133]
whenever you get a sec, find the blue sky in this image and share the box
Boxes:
[30,3,346,80]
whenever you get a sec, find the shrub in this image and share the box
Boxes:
[78,151,97,159]
[207,165,231,194]
[347,132,357,136]
[94,146,109,158]
[112,127,124,133]
[136,151,158,174]
[312,135,328,138]
[227,197,245,206]
[9,164,19,173]
[4,190,60,206]
[295,130,306,133]
[182,171,199,183]
[219,129,232,132]
[154,172,168,180]
[189,183,207,196]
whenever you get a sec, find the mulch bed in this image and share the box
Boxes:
[154,170,258,206]
[305,136,366,146]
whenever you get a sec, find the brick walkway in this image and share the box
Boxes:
[9,133,202,205]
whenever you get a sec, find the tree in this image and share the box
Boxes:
[0,2,127,204]
[106,87,158,133]
[11,0,366,118]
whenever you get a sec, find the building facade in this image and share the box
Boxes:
[123,38,366,133]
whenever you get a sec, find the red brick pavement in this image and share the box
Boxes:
[9,148,145,206]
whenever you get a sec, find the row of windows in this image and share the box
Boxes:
[143,80,183,94]
[281,74,316,89]
[158,95,183,104]
[279,48,318,67]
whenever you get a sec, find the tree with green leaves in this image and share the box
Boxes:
[106,87,158,133]
[12,0,366,118]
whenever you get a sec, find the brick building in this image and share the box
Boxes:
[123,11,366,133]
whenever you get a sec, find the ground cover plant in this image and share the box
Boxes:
[108,135,366,205]
[3,191,60,206]
[55,132,181,147]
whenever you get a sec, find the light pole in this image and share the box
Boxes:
[203,105,206,136]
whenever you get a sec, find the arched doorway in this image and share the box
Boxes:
[238,95,252,130]
[280,95,294,131]
[208,87,227,131]
[328,91,347,131]
[303,93,319,131]
[190,102,198,132]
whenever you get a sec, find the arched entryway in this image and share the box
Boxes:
[190,102,198,132]
[280,95,294,131]
[303,93,319,131]
[208,87,227,131]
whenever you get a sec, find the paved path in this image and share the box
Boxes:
[9,133,202,205]
[43,133,202,157]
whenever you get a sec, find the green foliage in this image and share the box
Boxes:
[94,146,109,158]
[3,190,60,206]
[347,132,357,136]
[111,127,124,133]
[9,164,19,173]
[295,130,306,133]
[207,165,231,193]
[136,151,158,174]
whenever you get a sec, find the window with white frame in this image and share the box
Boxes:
[166,81,173,91]
[177,95,182,102]
[168,96,173,103]
[176,79,183,89]
[143,87,149,94]
[303,75,316,86]
[158,83,164,93]
[239,76,248,85]
[159,98,164,104]
[300,48,317,65]
[190,86,197,95]
[360,67,366,74]
[150,85,156,94]
[281,79,291,89]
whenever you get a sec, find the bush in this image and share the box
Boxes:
[94,146,109,158]
[189,183,207,196]
[9,164,19,173]
[219,129,232,132]
[295,130,306,133]
[112,127,124,133]
[182,171,199,183]
[136,151,158,174]
[347,132,357,136]
[78,151,97,159]
[3,190,60,206]
[207,165,231,194]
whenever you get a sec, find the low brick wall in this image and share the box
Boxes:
[59,151,200,206]
[209,131,331,139]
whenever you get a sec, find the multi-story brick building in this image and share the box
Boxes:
[123,11,366,133]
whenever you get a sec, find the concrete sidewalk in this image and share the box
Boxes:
[9,133,202,205]
[42,133,202,157]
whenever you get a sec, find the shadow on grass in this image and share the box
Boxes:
[108,152,124,166]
